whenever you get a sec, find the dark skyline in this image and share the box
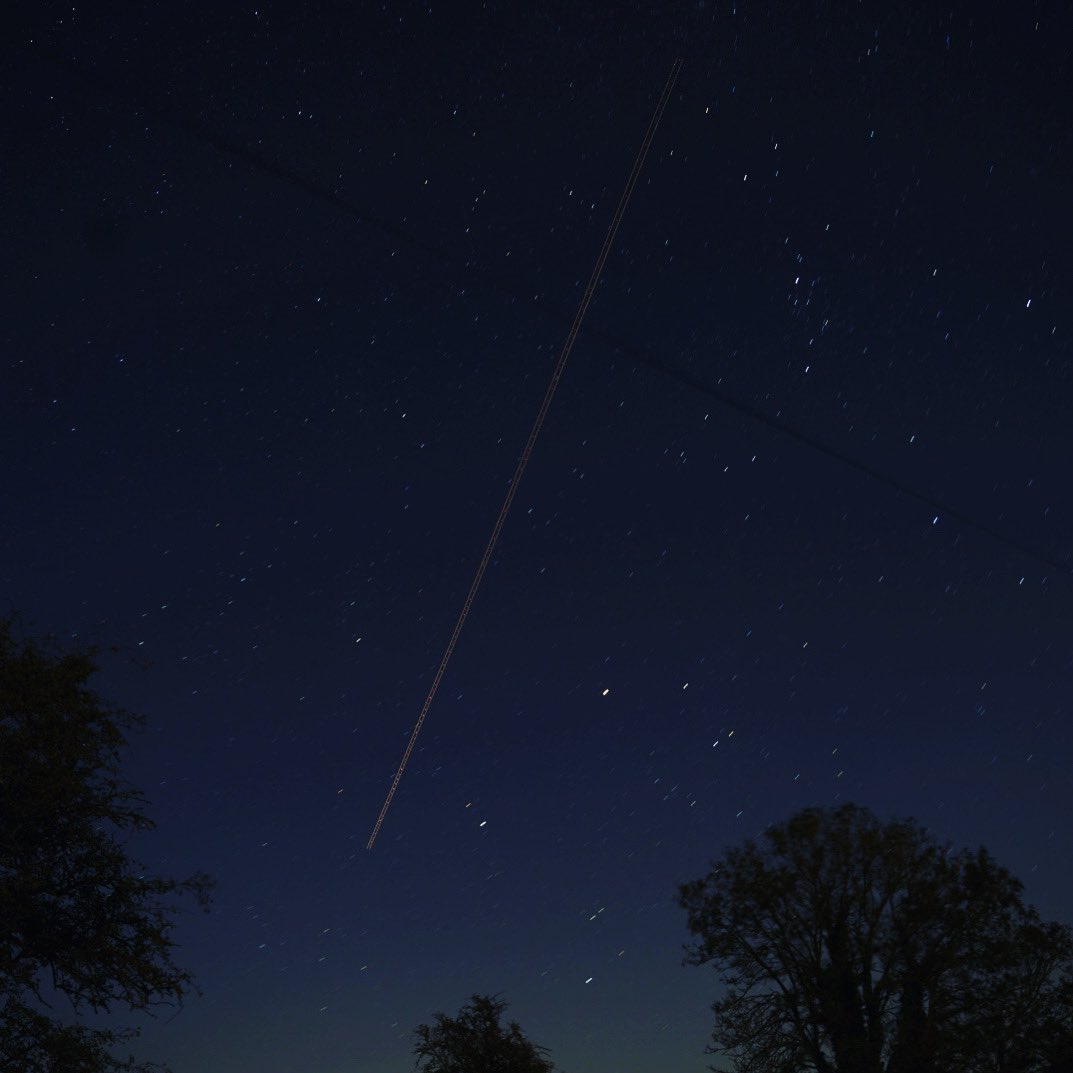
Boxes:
[5,4,1072,1071]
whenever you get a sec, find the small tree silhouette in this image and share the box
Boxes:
[411,993,555,1073]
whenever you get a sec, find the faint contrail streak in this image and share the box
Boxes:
[367,59,684,849]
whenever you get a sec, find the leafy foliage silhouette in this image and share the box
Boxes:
[411,993,555,1073]
[0,618,212,1072]
[679,803,1073,1073]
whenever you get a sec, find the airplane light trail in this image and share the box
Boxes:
[367,59,683,849]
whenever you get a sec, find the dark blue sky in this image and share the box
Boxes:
[5,3,1072,1071]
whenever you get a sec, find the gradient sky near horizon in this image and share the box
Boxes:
[5,3,1072,1071]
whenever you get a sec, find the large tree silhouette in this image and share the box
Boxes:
[0,618,212,1072]
[411,993,555,1073]
[679,803,1073,1073]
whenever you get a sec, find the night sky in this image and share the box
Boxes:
[5,3,1072,1071]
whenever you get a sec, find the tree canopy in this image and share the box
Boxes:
[0,618,212,1072]
[411,993,555,1073]
[679,803,1073,1073]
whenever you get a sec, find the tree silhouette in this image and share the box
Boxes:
[0,618,212,1072]
[411,993,555,1073]
[678,803,1073,1073]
